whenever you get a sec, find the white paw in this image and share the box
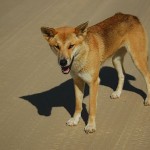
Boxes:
[84,124,96,134]
[144,98,150,106]
[110,91,121,99]
[66,117,80,126]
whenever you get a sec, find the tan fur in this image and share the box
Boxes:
[41,13,150,133]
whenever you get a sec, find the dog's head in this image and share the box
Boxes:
[41,22,88,74]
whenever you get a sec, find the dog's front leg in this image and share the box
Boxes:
[85,77,99,133]
[66,77,85,126]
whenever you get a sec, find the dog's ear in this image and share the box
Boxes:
[41,27,57,40]
[75,21,89,36]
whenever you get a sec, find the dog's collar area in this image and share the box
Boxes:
[61,56,74,74]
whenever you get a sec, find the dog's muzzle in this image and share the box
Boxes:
[59,57,74,74]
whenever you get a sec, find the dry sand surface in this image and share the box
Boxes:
[1,0,150,150]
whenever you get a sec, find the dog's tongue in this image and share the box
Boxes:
[61,66,70,74]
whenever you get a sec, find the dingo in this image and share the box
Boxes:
[41,13,150,133]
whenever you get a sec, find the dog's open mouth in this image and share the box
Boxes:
[61,66,71,74]
[61,57,74,74]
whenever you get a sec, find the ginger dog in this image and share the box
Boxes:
[41,13,150,133]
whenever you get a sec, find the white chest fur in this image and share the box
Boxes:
[78,72,92,83]
[70,70,100,85]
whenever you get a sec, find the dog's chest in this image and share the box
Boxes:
[78,72,92,83]
[71,70,92,83]
[71,59,92,83]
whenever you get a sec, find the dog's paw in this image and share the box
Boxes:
[84,124,96,134]
[144,98,150,106]
[110,91,121,99]
[66,117,79,126]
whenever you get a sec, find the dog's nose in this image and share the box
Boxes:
[59,59,67,67]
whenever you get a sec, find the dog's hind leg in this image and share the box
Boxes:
[126,27,150,105]
[110,48,127,99]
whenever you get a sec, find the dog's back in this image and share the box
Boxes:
[86,13,144,60]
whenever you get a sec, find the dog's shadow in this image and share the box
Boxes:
[21,66,146,124]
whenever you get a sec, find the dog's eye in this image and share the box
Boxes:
[54,45,60,50]
[68,44,74,49]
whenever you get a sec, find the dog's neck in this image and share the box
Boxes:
[70,41,89,74]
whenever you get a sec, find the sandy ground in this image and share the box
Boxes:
[1,0,150,150]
